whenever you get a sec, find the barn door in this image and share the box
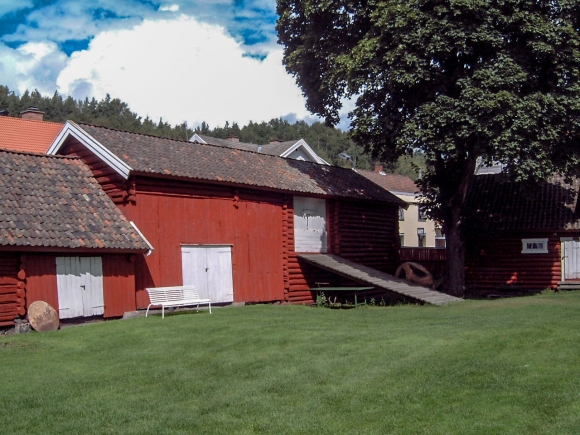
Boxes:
[181,246,234,303]
[293,196,328,253]
[562,239,580,280]
[56,257,104,319]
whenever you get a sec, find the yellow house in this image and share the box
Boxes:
[359,167,445,248]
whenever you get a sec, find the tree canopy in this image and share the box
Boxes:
[277,0,580,295]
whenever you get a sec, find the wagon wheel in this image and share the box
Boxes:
[395,261,434,288]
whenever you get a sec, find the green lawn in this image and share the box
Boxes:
[2,292,580,435]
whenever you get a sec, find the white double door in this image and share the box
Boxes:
[181,245,234,303]
[56,257,104,319]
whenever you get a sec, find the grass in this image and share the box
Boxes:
[1,291,580,434]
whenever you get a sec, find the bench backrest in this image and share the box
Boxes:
[146,285,201,304]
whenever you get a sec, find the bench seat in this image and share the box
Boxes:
[146,285,212,318]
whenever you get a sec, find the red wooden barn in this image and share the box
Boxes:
[464,173,580,295]
[0,149,149,326]
[48,121,407,307]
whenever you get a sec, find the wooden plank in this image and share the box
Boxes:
[298,253,463,306]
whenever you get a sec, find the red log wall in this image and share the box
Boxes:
[0,254,24,326]
[465,233,565,294]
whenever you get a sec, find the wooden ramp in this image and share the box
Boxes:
[298,254,463,306]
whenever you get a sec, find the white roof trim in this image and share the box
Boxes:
[280,139,330,165]
[47,121,132,179]
[130,221,154,256]
[189,133,206,144]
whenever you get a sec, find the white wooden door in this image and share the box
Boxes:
[562,240,580,280]
[294,196,327,252]
[56,257,104,319]
[181,246,234,303]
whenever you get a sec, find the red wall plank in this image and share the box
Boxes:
[102,255,136,317]
[25,254,59,310]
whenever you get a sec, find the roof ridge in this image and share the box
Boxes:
[2,116,64,126]
[81,123,335,168]
[77,122,194,144]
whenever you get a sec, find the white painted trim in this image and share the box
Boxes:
[130,221,154,256]
[181,244,233,247]
[521,238,549,254]
[281,139,330,165]
[47,121,132,179]
[189,133,206,144]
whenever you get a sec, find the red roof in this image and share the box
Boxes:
[358,170,419,194]
[0,116,63,153]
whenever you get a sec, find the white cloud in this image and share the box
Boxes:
[0,41,68,95]
[57,15,311,127]
[159,4,180,12]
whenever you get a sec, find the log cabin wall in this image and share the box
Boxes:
[331,200,400,273]
[465,232,565,295]
[0,254,25,327]
[122,176,286,308]
[286,198,400,304]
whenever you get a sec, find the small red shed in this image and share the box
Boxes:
[0,150,149,326]
[49,122,406,307]
[464,173,580,295]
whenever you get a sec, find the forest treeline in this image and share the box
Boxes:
[0,86,423,177]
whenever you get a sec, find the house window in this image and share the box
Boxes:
[398,207,405,221]
[399,233,404,246]
[418,206,428,222]
[521,238,548,254]
[418,228,426,247]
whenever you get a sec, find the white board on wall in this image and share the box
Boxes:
[293,196,328,253]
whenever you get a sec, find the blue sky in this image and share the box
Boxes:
[0,0,333,128]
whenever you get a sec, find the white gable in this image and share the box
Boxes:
[47,121,132,179]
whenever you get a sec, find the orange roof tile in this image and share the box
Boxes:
[0,116,63,153]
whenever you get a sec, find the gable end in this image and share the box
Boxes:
[48,121,132,179]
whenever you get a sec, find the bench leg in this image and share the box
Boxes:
[162,305,165,319]
[146,304,151,317]
[208,302,211,314]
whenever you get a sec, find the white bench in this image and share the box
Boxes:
[145,285,212,318]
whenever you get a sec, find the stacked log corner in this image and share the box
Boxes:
[0,254,26,327]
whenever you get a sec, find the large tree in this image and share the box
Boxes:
[277,0,580,296]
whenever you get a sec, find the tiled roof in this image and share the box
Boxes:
[0,116,63,153]
[358,170,419,194]
[195,134,297,157]
[77,124,405,205]
[0,150,150,251]
[464,174,580,232]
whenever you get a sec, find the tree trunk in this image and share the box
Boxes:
[440,154,478,298]
[443,206,466,297]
